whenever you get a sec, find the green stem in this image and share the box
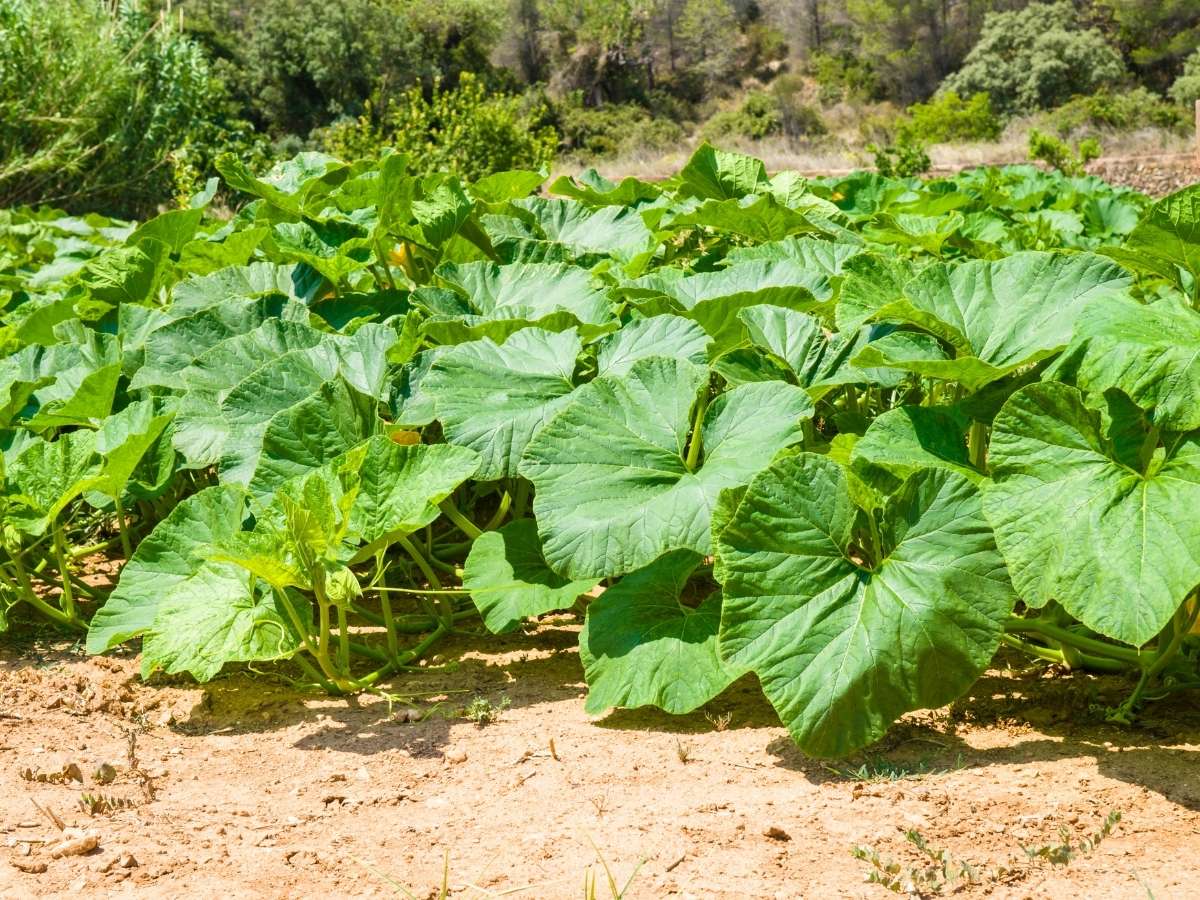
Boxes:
[371,586,470,595]
[0,565,83,631]
[513,479,530,520]
[70,536,122,560]
[482,491,512,532]
[968,420,988,471]
[113,495,133,560]
[1000,633,1127,673]
[348,640,391,663]
[291,651,339,694]
[379,594,401,661]
[52,524,76,623]
[439,498,483,541]
[398,535,443,590]
[1111,599,1198,721]
[844,385,861,418]
[684,388,709,471]
[337,603,351,674]
[1005,616,1144,667]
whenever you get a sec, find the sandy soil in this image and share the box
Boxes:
[2,618,1199,899]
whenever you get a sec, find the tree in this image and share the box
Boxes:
[677,0,740,81]
[1097,0,1200,92]
[942,1,1126,116]
[1169,48,1200,108]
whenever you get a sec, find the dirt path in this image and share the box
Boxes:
[1,619,1199,899]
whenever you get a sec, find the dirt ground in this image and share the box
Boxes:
[1,618,1199,900]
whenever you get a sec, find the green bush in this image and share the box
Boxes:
[903,91,1002,143]
[771,76,828,139]
[811,50,879,105]
[0,0,242,216]
[703,93,783,142]
[1046,87,1187,136]
[321,73,556,180]
[869,135,931,178]
[942,2,1126,117]
[1169,49,1200,108]
[1027,129,1101,177]
[703,87,826,144]
[554,96,685,158]
[180,0,502,142]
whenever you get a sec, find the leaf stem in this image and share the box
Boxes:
[439,498,483,540]
[52,524,76,624]
[684,387,709,471]
[967,421,988,471]
[1004,616,1144,667]
[113,495,133,560]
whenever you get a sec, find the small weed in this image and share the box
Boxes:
[853,810,1123,894]
[1022,809,1122,866]
[705,710,732,732]
[674,738,693,764]
[461,694,510,727]
[79,792,139,816]
[826,753,963,783]
[589,795,608,817]
[853,829,992,894]
[583,836,644,899]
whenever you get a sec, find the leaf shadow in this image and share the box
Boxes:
[765,666,1200,811]
[171,620,590,758]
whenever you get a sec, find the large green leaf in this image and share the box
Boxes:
[248,379,380,499]
[594,315,710,377]
[678,143,769,200]
[90,400,173,500]
[983,382,1200,646]
[580,550,742,715]
[854,251,1132,391]
[851,405,980,484]
[663,194,824,243]
[436,261,612,327]
[619,260,827,354]
[6,430,99,533]
[521,357,813,579]
[738,305,910,396]
[425,328,581,481]
[511,198,657,262]
[87,484,301,681]
[1114,184,1200,295]
[346,435,481,553]
[1048,295,1200,432]
[463,518,595,633]
[548,170,662,207]
[715,455,1015,757]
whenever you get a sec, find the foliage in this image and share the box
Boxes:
[1047,87,1187,136]
[1169,48,1200,108]
[10,141,1200,763]
[322,74,557,181]
[554,96,685,158]
[942,2,1126,117]
[903,92,1002,144]
[0,0,247,217]
[175,0,502,141]
[1027,129,1102,177]
[705,93,783,142]
[1098,0,1200,90]
[869,135,931,178]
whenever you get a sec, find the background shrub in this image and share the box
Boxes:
[903,91,1002,143]
[0,0,241,216]
[321,73,556,180]
[942,2,1126,116]
[1169,49,1200,108]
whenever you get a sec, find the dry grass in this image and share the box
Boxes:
[552,121,1192,183]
